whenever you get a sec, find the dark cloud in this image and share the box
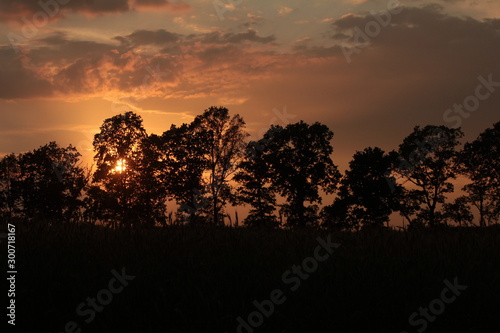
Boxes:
[29,33,117,66]
[0,47,53,99]
[133,0,191,11]
[328,5,500,70]
[289,5,500,70]
[332,13,366,31]
[224,30,276,44]
[196,45,240,65]
[200,30,276,44]
[289,5,500,145]
[135,0,170,5]
[0,0,190,22]
[292,45,342,58]
[112,29,274,49]
[117,29,180,47]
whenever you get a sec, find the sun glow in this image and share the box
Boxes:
[114,159,127,173]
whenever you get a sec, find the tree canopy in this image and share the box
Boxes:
[0,107,498,229]
[322,147,400,230]
[261,121,341,227]
[0,142,86,223]
[458,121,500,226]
[392,125,464,227]
[89,111,166,227]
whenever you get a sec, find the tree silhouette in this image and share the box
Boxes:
[443,197,474,227]
[393,187,423,228]
[458,121,500,226]
[153,123,209,224]
[6,104,497,231]
[0,142,85,223]
[90,111,166,227]
[320,197,357,231]
[394,125,464,227]
[133,134,170,226]
[264,121,341,227]
[0,154,22,221]
[192,106,248,225]
[234,139,279,227]
[324,147,400,230]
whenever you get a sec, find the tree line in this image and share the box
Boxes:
[0,106,498,229]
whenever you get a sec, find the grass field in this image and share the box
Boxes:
[9,223,500,333]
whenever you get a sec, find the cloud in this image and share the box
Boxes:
[277,6,294,17]
[329,4,500,69]
[133,0,191,11]
[0,0,191,22]
[116,29,180,47]
[2,3,500,153]
[0,28,280,100]
[200,29,276,44]
[0,47,53,99]
[243,12,265,28]
[2,3,500,184]
[285,5,500,142]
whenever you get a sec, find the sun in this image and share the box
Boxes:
[113,159,127,173]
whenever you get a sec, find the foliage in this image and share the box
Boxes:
[323,147,401,230]
[154,123,209,224]
[458,121,500,226]
[90,111,167,227]
[0,142,86,223]
[263,121,341,227]
[393,125,464,226]
[0,153,21,220]
[234,140,279,227]
[1,107,497,229]
[191,106,248,225]
[442,197,474,226]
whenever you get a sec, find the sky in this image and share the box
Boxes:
[0,0,499,201]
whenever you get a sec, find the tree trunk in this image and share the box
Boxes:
[213,193,219,225]
[479,195,485,227]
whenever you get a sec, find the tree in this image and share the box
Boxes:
[443,197,474,227]
[459,121,500,226]
[320,197,358,231]
[264,121,341,227]
[392,187,423,227]
[90,111,166,227]
[324,147,400,229]
[191,106,248,225]
[234,140,279,227]
[154,123,209,224]
[0,154,22,221]
[133,134,169,227]
[393,125,464,227]
[0,142,86,223]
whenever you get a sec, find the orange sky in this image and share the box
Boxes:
[0,0,499,225]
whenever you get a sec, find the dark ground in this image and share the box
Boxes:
[7,222,500,333]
